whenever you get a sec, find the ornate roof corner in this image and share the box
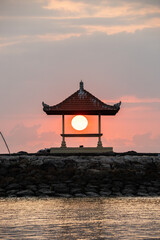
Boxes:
[42,101,50,111]
[114,101,121,109]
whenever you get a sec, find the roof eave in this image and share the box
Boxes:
[43,108,120,115]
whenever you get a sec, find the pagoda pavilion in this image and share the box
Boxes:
[42,81,121,153]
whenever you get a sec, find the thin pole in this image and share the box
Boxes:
[97,115,103,147]
[61,115,66,147]
[0,132,10,154]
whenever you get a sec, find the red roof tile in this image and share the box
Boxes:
[42,81,121,115]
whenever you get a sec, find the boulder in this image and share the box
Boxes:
[6,183,21,190]
[53,183,69,193]
[74,193,86,197]
[99,191,111,196]
[27,185,37,191]
[16,190,34,197]
[7,190,18,196]
[38,189,55,196]
[55,193,72,198]
[38,183,50,189]
[70,188,82,194]
[85,192,99,197]
[0,188,5,197]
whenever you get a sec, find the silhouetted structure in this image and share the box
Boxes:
[42,81,121,149]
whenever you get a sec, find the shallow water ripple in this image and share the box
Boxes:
[0,197,160,239]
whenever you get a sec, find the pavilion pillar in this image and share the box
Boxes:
[97,114,103,147]
[61,114,66,148]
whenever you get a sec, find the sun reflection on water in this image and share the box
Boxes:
[0,197,160,239]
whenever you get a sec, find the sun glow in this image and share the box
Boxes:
[71,115,88,131]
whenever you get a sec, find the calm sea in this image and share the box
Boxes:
[0,197,160,239]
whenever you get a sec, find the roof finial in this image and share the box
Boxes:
[80,80,84,91]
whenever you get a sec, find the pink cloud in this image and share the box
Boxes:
[104,133,160,153]
[43,0,160,18]
[104,95,160,104]
[5,124,60,153]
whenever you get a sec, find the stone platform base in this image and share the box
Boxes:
[1,154,160,198]
[50,147,113,154]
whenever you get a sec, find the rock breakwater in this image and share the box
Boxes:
[0,155,160,197]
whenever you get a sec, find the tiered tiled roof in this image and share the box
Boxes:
[42,81,121,115]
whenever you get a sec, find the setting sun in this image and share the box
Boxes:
[71,115,88,131]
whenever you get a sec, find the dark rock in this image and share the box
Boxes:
[68,183,79,188]
[74,193,86,197]
[70,188,82,194]
[111,192,123,197]
[99,191,111,196]
[17,151,28,155]
[46,159,65,168]
[137,192,149,196]
[0,188,5,197]
[112,181,123,188]
[27,185,37,191]
[147,186,158,193]
[122,187,136,195]
[1,177,15,186]
[100,184,112,192]
[151,181,160,188]
[38,189,55,196]
[87,169,101,175]
[0,167,7,176]
[138,185,147,191]
[84,186,98,192]
[53,184,69,193]
[0,154,160,197]
[38,183,50,189]
[122,151,137,155]
[7,190,18,195]
[55,193,72,198]
[85,192,99,197]
[6,183,20,190]
[17,190,34,197]
[37,148,50,154]
[111,186,121,192]
[148,192,158,196]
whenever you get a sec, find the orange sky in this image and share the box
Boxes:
[1,92,160,153]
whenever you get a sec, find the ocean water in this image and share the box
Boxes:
[0,197,160,239]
